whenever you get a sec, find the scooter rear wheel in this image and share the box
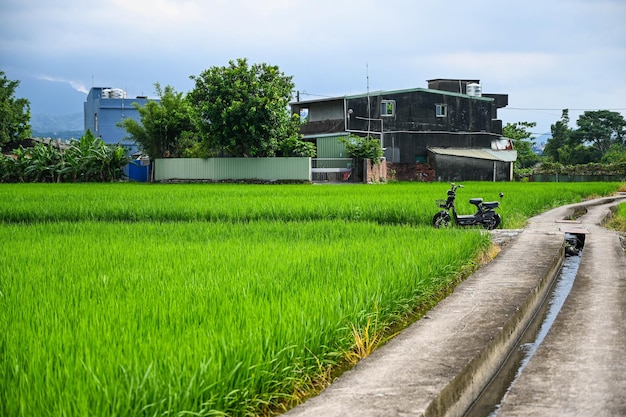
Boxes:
[433,212,451,228]
[483,213,501,230]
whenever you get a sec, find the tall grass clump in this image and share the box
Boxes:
[606,201,626,232]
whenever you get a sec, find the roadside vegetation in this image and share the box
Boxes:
[606,181,626,233]
[0,130,129,183]
[504,113,626,182]
[1,182,622,416]
[610,203,626,231]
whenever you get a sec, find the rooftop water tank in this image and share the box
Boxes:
[109,88,126,99]
[466,83,482,97]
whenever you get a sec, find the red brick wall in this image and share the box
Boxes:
[365,159,388,183]
[387,162,435,182]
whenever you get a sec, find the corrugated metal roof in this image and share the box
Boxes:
[302,132,349,139]
[428,147,517,162]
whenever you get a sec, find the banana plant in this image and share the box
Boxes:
[1,133,130,183]
[2,147,30,182]
[23,141,62,182]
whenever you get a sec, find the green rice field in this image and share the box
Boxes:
[0,182,622,416]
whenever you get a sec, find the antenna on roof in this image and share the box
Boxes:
[366,63,371,134]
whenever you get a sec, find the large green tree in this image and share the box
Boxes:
[0,71,31,148]
[188,58,309,157]
[601,143,626,163]
[544,109,625,164]
[503,121,540,169]
[543,109,572,162]
[119,83,197,159]
[574,110,626,154]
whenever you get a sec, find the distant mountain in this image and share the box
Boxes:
[31,112,83,131]
[534,133,551,147]
[12,76,87,139]
[31,113,84,140]
[17,76,86,116]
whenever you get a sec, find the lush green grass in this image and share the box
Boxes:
[619,202,626,228]
[0,181,622,416]
[0,182,620,228]
[607,201,626,232]
[1,220,488,416]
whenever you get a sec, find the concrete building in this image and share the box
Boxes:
[290,79,517,181]
[84,87,157,150]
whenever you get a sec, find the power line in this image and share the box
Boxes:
[503,107,626,111]
[299,91,334,98]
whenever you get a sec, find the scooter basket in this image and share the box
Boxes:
[436,199,447,208]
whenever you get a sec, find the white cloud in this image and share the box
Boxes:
[37,75,89,94]
[423,52,559,86]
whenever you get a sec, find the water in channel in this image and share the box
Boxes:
[464,235,583,417]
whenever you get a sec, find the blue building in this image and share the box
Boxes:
[84,87,157,181]
[84,87,158,149]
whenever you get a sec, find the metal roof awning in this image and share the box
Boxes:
[428,147,517,162]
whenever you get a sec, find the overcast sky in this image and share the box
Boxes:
[2,0,625,139]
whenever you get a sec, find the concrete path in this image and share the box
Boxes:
[497,197,626,417]
[285,194,626,417]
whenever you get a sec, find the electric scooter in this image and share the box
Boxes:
[433,183,503,230]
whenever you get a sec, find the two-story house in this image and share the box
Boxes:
[290,79,516,181]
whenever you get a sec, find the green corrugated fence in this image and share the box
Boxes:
[154,158,312,182]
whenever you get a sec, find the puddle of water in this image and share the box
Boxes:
[464,239,582,417]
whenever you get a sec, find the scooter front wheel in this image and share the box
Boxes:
[433,212,451,228]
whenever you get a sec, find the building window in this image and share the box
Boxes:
[94,113,99,131]
[436,104,447,117]
[380,100,395,117]
[299,108,309,122]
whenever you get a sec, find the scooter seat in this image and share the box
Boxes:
[469,198,483,205]
[483,201,500,209]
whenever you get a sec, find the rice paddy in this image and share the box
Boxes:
[0,181,621,416]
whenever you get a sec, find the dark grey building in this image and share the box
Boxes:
[290,79,517,181]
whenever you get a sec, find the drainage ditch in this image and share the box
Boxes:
[463,233,585,417]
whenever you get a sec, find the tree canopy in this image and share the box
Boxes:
[574,110,625,154]
[543,110,572,162]
[543,109,626,165]
[0,71,31,148]
[503,121,540,169]
[188,58,310,157]
[119,83,196,159]
[339,135,384,162]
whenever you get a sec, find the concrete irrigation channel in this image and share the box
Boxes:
[285,194,626,417]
